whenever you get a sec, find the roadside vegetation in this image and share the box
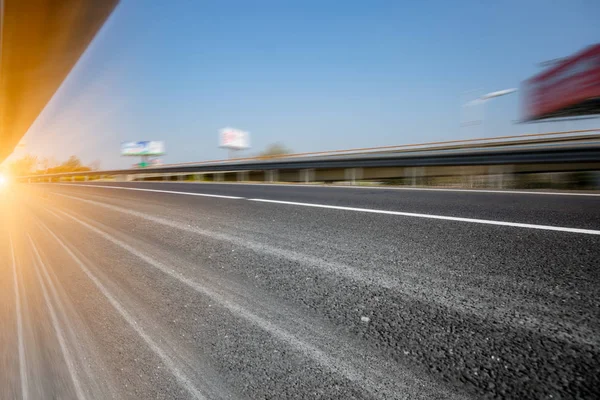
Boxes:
[2,154,99,177]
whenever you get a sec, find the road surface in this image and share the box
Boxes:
[1,182,599,399]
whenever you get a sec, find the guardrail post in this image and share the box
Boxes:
[344,168,363,185]
[265,170,278,183]
[163,175,168,181]
[406,167,424,187]
[85,176,89,182]
[178,175,184,181]
[501,165,513,189]
[592,172,600,189]
[301,169,315,183]
[498,169,504,189]
[237,171,248,182]
[488,165,513,189]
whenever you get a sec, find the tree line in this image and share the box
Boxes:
[4,155,100,177]
[3,143,292,177]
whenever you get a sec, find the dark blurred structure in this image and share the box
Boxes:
[0,0,120,164]
[19,130,600,190]
[523,44,600,121]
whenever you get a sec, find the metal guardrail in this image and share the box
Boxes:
[18,130,600,181]
[142,129,600,167]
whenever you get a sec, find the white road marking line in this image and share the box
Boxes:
[48,181,600,197]
[53,183,244,199]
[28,236,87,400]
[326,185,600,196]
[10,234,29,400]
[249,198,600,235]
[47,184,599,235]
[35,220,207,400]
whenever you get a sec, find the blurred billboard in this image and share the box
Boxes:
[522,44,600,121]
[219,127,250,150]
[121,141,165,156]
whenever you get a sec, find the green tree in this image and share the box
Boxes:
[62,155,82,169]
[259,142,292,157]
[7,154,94,176]
[39,157,58,173]
[7,155,37,176]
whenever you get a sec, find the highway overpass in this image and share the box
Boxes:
[0,0,119,163]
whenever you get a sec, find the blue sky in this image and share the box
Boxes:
[20,0,600,168]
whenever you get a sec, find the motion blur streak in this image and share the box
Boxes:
[1,182,599,399]
[9,234,28,400]
[28,236,87,400]
[0,0,120,163]
[50,207,427,400]
[34,219,210,400]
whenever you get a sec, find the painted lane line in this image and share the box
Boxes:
[10,234,29,400]
[47,183,600,235]
[53,183,244,199]
[230,182,600,197]
[249,198,600,235]
[47,181,600,197]
[333,185,600,197]
[34,220,207,400]
[28,236,87,400]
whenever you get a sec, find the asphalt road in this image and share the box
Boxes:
[1,182,599,399]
